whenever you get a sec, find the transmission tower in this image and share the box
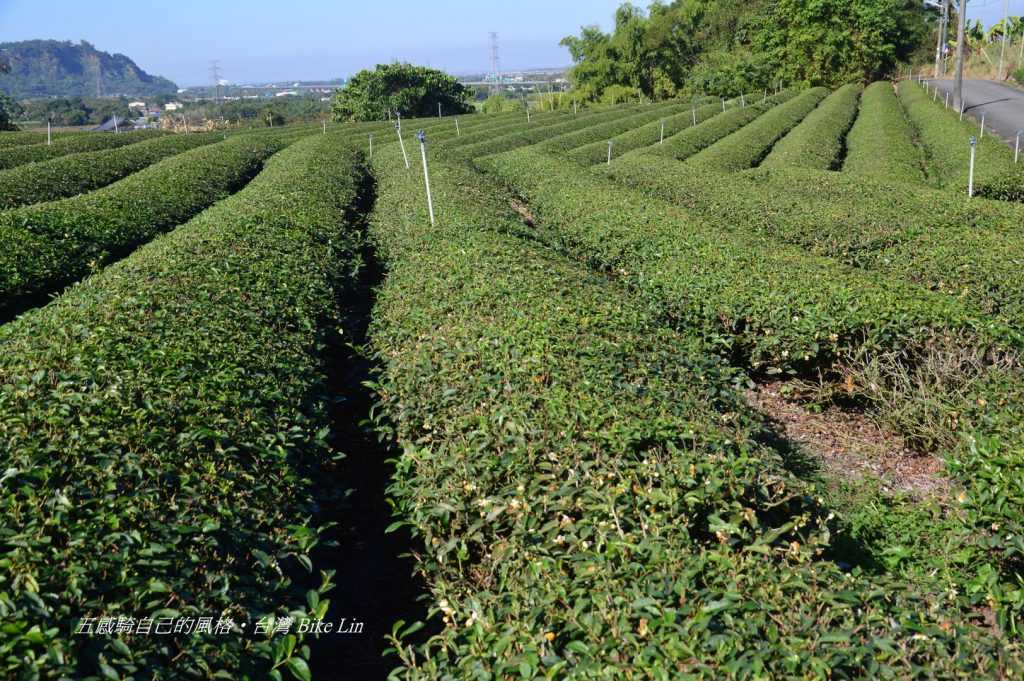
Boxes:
[489,32,501,94]
[210,60,222,102]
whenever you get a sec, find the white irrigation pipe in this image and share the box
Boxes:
[455,118,460,136]
[660,120,664,144]
[607,139,613,165]
[1016,130,1022,163]
[981,113,986,139]
[968,136,977,198]
[395,121,410,169]
[417,130,435,226]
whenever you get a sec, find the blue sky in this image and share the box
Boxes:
[1,1,1019,87]
[0,0,625,86]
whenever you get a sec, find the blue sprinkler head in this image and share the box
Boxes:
[416,130,426,143]
[969,136,977,147]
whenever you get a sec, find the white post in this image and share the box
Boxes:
[416,131,435,226]
[455,118,460,136]
[763,88,767,102]
[740,93,745,107]
[960,103,965,121]
[721,98,726,112]
[395,122,410,169]
[692,108,696,126]
[945,92,950,109]
[607,139,613,165]
[114,116,119,134]
[47,119,51,146]
[933,86,938,101]
[438,102,442,118]
[968,136,977,197]
[573,100,578,116]
[323,120,326,134]
[660,120,664,144]
[369,134,373,160]
[981,113,986,139]
[1016,130,1021,163]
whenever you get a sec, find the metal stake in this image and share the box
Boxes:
[416,131,435,226]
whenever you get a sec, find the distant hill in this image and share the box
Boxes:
[0,40,177,99]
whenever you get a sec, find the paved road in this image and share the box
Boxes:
[928,79,1024,149]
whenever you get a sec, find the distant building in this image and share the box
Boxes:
[128,101,146,110]
[164,102,183,111]
[274,90,299,97]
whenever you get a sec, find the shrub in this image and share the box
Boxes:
[368,139,1022,678]
[0,133,369,678]
[843,81,926,184]
[0,134,290,320]
[617,89,799,164]
[685,87,828,171]
[897,81,1018,193]
[761,83,861,170]
[0,129,165,170]
[0,132,219,209]
[536,101,689,153]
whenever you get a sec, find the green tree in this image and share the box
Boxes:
[752,0,930,86]
[331,63,472,122]
[0,55,16,130]
[482,94,520,113]
[561,0,930,100]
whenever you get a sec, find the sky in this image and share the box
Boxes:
[0,0,625,86]
[1,1,1021,87]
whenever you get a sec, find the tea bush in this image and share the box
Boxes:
[0,133,292,320]
[0,133,369,678]
[0,129,165,170]
[761,83,861,170]
[0,132,219,209]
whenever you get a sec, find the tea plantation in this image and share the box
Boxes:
[2,81,1024,679]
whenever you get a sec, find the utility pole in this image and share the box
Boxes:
[953,0,967,113]
[935,0,951,78]
[997,0,1009,80]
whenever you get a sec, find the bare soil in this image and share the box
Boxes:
[747,381,950,501]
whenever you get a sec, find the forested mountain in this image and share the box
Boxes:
[0,40,177,99]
